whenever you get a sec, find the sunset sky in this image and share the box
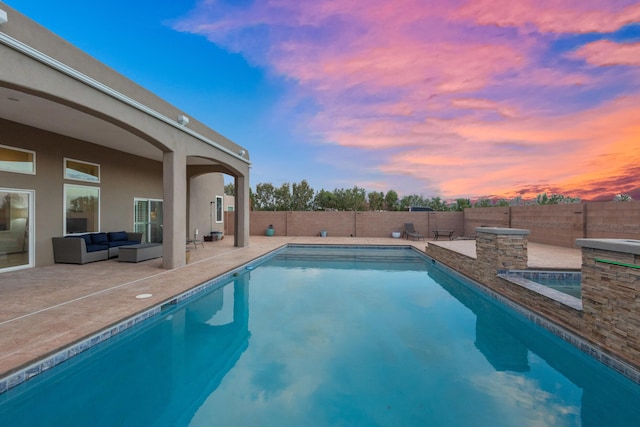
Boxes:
[7,0,640,201]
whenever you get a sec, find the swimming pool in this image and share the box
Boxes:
[1,245,639,426]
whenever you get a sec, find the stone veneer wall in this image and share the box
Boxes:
[425,228,585,336]
[578,239,640,368]
[426,230,640,373]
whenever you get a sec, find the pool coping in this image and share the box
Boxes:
[497,270,582,310]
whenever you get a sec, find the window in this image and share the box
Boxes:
[0,144,35,174]
[64,184,100,234]
[64,158,100,183]
[216,196,223,223]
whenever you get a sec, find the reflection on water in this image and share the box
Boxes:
[1,247,639,426]
[429,265,640,426]
[0,275,251,426]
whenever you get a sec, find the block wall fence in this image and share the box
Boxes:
[224,200,640,247]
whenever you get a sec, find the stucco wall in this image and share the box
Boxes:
[188,174,225,237]
[1,119,163,266]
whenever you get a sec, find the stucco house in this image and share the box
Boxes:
[0,4,250,273]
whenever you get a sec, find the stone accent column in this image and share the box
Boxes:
[476,227,530,272]
[576,239,640,367]
[162,150,187,269]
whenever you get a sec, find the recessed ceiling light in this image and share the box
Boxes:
[135,293,153,299]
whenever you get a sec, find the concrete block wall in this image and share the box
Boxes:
[511,204,585,248]
[287,211,356,237]
[586,201,640,239]
[240,211,465,238]
[231,201,639,245]
[464,206,510,236]
[250,211,287,236]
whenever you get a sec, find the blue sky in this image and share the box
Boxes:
[5,0,640,201]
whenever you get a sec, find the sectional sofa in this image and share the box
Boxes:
[52,231,143,264]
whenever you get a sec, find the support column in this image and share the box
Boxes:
[234,174,250,247]
[163,150,187,268]
[476,227,530,272]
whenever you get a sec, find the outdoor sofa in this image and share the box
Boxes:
[52,231,143,264]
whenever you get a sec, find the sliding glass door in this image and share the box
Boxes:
[0,189,34,272]
[134,198,163,243]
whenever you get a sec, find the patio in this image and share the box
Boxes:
[0,236,581,380]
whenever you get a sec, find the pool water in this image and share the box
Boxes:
[1,246,639,426]
[535,277,582,298]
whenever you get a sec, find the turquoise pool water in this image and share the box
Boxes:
[1,246,639,426]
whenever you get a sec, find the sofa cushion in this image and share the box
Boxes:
[86,244,109,253]
[66,234,92,246]
[90,233,109,245]
[108,240,139,248]
[108,231,128,242]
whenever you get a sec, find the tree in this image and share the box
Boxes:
[614,193,633,202]
[367,191,384,211]
[427,197,448,211]
[224,182,235,196]
[474,198,493,208]
[399,194,426,211]
[536,193,581,205]
[253,183,276,210]
[450,198,471,211]
[274,183,292,211]
[342,186,367,211]
[314,189,337,210]
[384,190,399,211]
[291,180,315,211]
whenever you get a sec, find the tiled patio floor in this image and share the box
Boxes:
[0,236,581,379]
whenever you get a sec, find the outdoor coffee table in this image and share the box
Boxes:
[433,229,455,240]
[118,243,163,262]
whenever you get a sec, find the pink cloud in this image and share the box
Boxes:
[174,1,640,200]
[378,94,640,198]
[454,0,640,34]
[571,40,640,66]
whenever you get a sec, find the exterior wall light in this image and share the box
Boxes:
[0,9,8,25]
[239,149,246,157]
[177,115,189,126]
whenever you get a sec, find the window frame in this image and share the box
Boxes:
[64,157,100,183]
[63,183,100,235]
[215,195,224,223]
[0,144,36,175]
